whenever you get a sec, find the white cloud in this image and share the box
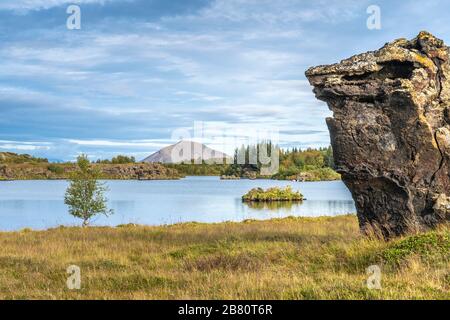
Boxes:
[0,144,50,151]
[66,139,171,148]
[0,0,120,12]
[0,140,52,151]
[164,0,362,24]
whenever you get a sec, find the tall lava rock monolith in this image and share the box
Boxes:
[306,31,450,238]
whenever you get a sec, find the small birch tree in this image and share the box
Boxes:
[64,155,112,227]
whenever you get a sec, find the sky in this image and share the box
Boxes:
[1,0,450,161]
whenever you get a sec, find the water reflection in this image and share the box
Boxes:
[243,201,303,210]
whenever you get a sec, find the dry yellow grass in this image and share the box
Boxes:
[0,215,448,300]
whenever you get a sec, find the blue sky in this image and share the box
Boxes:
[1,0,450,161]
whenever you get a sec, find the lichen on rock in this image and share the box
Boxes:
[306,31,450,238]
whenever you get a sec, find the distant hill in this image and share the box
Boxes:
[0,152,48,164]
[142,141,231,164]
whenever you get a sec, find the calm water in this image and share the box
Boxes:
[0,177,355,231]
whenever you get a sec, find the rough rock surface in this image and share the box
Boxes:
[306,31,450,238]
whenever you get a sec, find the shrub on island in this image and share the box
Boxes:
[242,186,304,202]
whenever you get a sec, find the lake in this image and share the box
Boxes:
[0,176,356,231]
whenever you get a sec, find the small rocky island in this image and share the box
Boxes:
[306,31,450,238]
[242,186,304,202]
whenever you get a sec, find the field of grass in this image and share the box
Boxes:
[0,215,448,300]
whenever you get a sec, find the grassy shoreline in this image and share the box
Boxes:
[0,164,340,181]
[0,151,341,182]
[0,162,183,180]
[0,215,448,300]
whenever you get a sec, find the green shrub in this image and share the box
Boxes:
[242,186,304,202]
[96,155,136,164]
[382,231,450,264]
[47,164,65,175]
[305,168,341,181]
[111,155,136,164]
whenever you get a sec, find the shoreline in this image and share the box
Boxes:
[0,213,358,233]
[0,174,341,182]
